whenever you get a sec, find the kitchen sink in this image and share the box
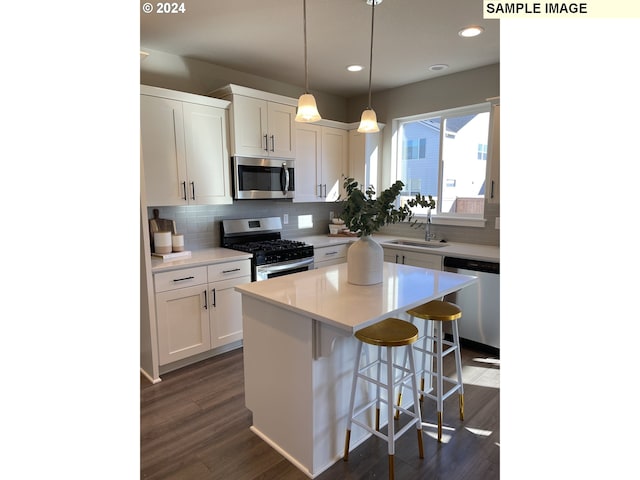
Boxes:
[386,239,448,248]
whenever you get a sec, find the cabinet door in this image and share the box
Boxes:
[209,276,250,348]
[183,102,232,205]
[294,124,322,202]
[314,244,349,267]
[382,247,442,270]
[321,127,348,201]
[140,95,188,206]
[268,102,296,159]
[231,96,269,157]
[486,104,500,204]
[156,285,211,365]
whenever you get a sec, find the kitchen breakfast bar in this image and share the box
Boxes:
[235,262,477,478]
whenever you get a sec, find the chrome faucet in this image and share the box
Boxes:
[424,209,434,241]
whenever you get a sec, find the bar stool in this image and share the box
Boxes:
[396,300,464,442]
[344,318,424,480]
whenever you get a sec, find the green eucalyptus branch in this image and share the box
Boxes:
[338,177,435,237]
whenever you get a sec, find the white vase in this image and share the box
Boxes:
[347,235,384,285]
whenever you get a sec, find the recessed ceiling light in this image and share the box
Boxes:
[458,25,484,38]
[429,64,449,72]
[347,65,364,72]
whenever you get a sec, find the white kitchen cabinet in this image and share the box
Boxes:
[314,243,350,268]
[228,95,296,158]
[207,261,251,349]
[154,260,250,366]
[155,267,211,365]
[140,85,232,207]
[210,85,296,159]
[383,247,443,270]
[348,127,382,190]
[294,124,348,202]
[486,103,500,204]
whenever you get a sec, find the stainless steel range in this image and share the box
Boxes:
[221,217,314,282]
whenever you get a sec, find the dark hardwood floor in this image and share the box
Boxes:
[141,344,499,479]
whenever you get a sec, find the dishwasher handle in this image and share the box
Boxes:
[444,256,499,274]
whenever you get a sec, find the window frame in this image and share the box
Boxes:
[391,102,492,228]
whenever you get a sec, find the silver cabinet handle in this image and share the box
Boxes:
[323,184,327,197]
[270,135,275,152]
[264,134,269,151]
[317,184,322,198]
[325,251,338,256]
[182,181,187,200]
[203,290,208,310]
[190,181,195,200]
[211,288,216,307]
[490,180,495,199]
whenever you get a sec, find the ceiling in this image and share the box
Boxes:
[140,0,499,98]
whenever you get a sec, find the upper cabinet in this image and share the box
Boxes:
[294,123,348,202]
[486,103,500,204]
[140,85,232,207]
[211,85,296,159]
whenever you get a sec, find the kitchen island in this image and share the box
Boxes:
[235,262,477,478]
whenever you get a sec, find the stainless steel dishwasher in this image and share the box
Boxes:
[443,256,500,353]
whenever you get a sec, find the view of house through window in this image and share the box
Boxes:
[396,103,491,219]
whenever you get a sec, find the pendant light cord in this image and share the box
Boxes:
[303,0,309,93]
[367,1,375,109]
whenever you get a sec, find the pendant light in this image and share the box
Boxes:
[295,0,321,123]
[358,0,380,133]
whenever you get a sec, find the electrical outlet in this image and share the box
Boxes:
[283,214,289,225]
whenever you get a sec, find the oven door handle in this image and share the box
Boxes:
[258,257,314,274]
[280,162,290,195]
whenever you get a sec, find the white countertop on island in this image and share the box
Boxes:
[235,262,477,333]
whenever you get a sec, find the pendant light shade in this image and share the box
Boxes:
[358,0,379,133]
[358,108,379,133]
[295,0,321,123]
[296,93,321,122]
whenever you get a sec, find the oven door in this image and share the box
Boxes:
[255,257,314,281]
[233,156,295,200]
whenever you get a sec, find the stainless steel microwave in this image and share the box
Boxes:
[232,156,295,200]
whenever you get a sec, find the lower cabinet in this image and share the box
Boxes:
[383,247,443,270]
[314,243,350,268]
[154,260,250,366]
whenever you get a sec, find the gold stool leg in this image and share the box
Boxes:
[343,429,351,461]
[417,429,424,459]
[376,408,381,431]
[459,393,465,421]
[388,454,395,480]
[437,411,443,442]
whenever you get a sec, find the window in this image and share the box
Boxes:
[394,103,491,221]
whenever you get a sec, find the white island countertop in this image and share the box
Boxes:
[235,261,477,333]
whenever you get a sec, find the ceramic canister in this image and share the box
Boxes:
[172,234,185,252]
[154,231,172,254]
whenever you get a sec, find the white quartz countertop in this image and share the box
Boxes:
[235,262,477,333]
[292,234,499,263]
[151,248,252,273]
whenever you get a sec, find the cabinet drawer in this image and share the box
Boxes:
[207,260,251,282]
[314,244,349,263]
[155,266,208,293]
